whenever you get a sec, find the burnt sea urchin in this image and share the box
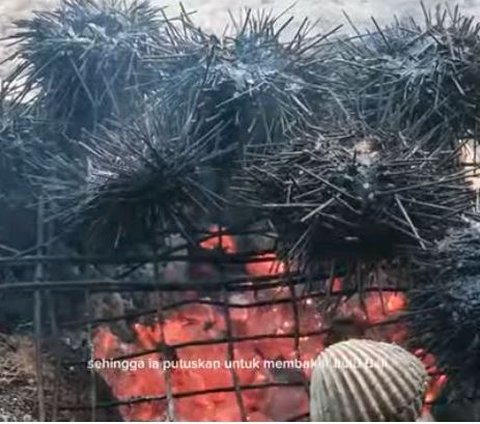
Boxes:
[233,127,474,273]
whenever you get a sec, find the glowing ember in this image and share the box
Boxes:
[93,229,447,421]
[94,290,320,420]
[199,225,237,254]
[245,253,286,277]
[415,349,448,414]
[334,291,447,411]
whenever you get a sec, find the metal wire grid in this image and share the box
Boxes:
[0,198,408,421]
[0,200,287,420]
[0,136,479,421]
[1,278,414,421]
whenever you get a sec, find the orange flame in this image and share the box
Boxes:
[245,253,286,277]
[93,227,447,421]
[199,225,237,254]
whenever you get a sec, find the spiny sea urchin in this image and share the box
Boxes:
[219,9,340,152]
[233,127,474,273]
[0,95,45,204]
[7,0,164,136]
[334,5,480,142]
[36,110,229,251]
[149,7,339,162]
[407,221,480,399]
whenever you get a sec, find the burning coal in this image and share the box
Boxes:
[92,230,446,421]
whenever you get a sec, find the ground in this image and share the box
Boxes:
[1,0,480,79]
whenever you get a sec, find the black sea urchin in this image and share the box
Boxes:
[7,0,163,136]
[150,8,339,162]
[334,5,480,142]
[408,222,480,399]
[0,95,45,204]
[219,9,340,153]
[36,110,229,251]
[233,128,474,273]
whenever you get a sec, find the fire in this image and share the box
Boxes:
[93,228,447,421]
[245,253,286,276]
[416,349,448,414]
[94,289,321,420]
[199,225,237,254]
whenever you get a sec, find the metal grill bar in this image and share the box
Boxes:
[0,202,478,421]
